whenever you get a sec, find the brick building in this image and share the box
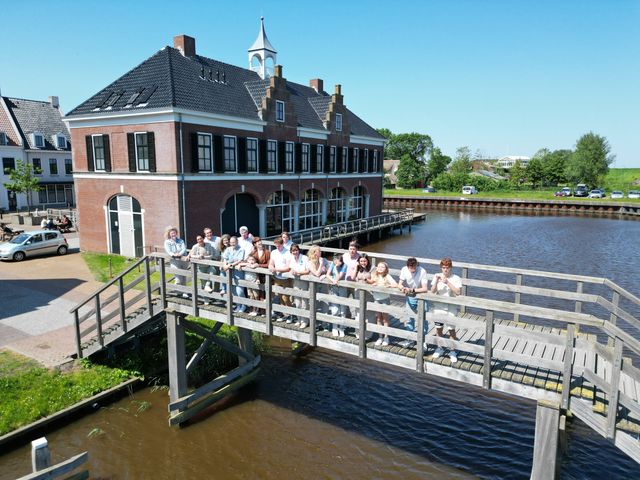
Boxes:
[65,20,385,256]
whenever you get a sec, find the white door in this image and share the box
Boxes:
[117,196,136,257]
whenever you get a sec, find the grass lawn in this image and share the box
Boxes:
[0,350,135,435]
[82,252,162,287]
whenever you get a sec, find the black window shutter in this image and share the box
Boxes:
[310,144,317,173]
[237,137,247,173]
[127,133,136,172]
[336,145,342,173]
[295,143,302,173]
[147,132,156,172]
[191,133,199,172]
[103,135,112,172]
[368,149,374,173]
[213,135,224,172]
[359,150,365,173]
[348,148,354,173]
[259,139,268,173]
[85,136,94,172]
[379,150,384,172]
[278,141,286,173]
[324,146,331,174]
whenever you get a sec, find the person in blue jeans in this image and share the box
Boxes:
[222,236,247,313]
[397,257,430,349]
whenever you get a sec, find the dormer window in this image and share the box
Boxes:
[56,134,67,149]
[336,113,343,132]
[276,100,285,122]
[0,132,7,145]
[32,133,45,148]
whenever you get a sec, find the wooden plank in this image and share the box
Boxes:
[483,311,494,389]
[464,276,599,303]
[166,310,187,404]
[561,324,575,409]
[17,452,88,480]
[531,400,560,480]
[607,339,624,438]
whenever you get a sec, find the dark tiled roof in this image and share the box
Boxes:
[66,46,385,139]
[4,97,70,150]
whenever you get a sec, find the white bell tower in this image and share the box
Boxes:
[248,17,277,79]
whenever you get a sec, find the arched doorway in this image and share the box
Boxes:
[107,195,144,257]
[222,193,258,235]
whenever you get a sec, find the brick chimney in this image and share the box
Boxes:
[335,84,342,95]
[310,78,323,94]
[174,35,196,57]
[274,65,283,78]
[48,96,59,108]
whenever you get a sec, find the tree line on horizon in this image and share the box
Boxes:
[377,128,615,191]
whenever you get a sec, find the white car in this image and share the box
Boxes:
[629,191,640,199]
[0,230,68,261]
[462,185,478,195]
[610,191,624,199]
[588,189,604,199]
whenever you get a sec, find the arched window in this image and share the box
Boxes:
[350,186,365,220]
[299,189,322,230]
[266,190,294,237]
[328,187,347,224]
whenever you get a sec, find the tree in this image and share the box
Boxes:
[566,132,615,187]
[3,159,41,213]
[525,157,545,187]
[448,146,472,175]
[376,127,393,140]
[508,160,526,189]
[396,154,426,189]
[426,147,451,182]
[542,149,571,186]
[384,132,433,161]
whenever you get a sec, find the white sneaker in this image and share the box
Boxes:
[248,311,258,317]
[433,346,445,358]
[299,321,308,329]
[182,293,189,299]
[204,301,210,305]
[204,284,213,293]
[449,350,458,364]
[382,336,389,346]
[375,338,383,346]
[285,316,293,324]
[338,328,345,338]
[332,328,339,337]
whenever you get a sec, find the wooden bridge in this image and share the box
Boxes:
[70,245,640,477]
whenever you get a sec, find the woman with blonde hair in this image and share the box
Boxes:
[367,261,397,346]
[164,226,187,291]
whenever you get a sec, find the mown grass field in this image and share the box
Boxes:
[386,168,640,200]
[0,350,134,435]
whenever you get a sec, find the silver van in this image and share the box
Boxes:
[0,229,68,261]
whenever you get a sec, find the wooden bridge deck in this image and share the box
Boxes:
[70,247,640,465]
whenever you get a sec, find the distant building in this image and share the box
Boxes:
[0,95,73,211]
[497,155,530,169]
[65,20,385,256]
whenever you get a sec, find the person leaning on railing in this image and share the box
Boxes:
[268,236,292,321]
[164,226,187,292]
[397,257,430,349]
[187,234,212,304]
[430,257,462,364]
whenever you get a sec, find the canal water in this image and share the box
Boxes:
[2,210,639,479]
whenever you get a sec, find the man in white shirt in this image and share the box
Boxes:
[268,236,292,320]
[203,227,221,293]
[281,231,293,252]
[397,257,430,349]
[238,226,254,259]
[430,257,463,363]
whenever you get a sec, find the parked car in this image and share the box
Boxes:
[610,191,624,199]
[574,184,589,197]
[628,191,640,199]
[422,186,437,193]
[588,189,604,199]
[462,185,478,195]
[0,229,68,262]
[554,187,572,197]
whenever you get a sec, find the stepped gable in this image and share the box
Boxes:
[5,97,70,150]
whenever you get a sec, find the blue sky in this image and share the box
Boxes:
[1,0,638,167]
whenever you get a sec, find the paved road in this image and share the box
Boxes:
[0,233,102,367]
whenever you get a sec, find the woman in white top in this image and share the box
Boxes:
[289,243,310,329]
[430,257,463,363]
[367,262,397,346]
[163,226,187,287]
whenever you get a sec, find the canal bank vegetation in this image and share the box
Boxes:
[0,350,135,435]
[379,129,637,196]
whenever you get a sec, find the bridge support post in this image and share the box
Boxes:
[237,328,253,366]
[531,399,561,480]
[167,309,188,404]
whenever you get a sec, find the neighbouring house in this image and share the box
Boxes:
[496,155,530,169]
[383,159,400,189]
[0,95,74,211]
[65,20,386,256]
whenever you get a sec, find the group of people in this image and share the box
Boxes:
[39,214,72,232]
[163,226,462,362]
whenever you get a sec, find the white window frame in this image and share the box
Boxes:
[329,146,336,173]
[267,139,278,173]
[197,132,213,172]
[32,158,42,175]
[350,186,364,220]
[354,148,359,172]
[65,158,73,175]
[329,187,347,223]
[285,141,295,173]
[0,132,8,145]
[316,144,324,172]
[335,113,342,132]
[223,135,237,172]
[49,158,58,176]
[342,147,348,173]
[92,134,106,171]
[364,148,369,173]
[56,134,67,149]
[134,132,150,172]
[299,189,322,230]
[276,100,285,122]
[373,150,379,173]
[246,137,259,173]
[302,143,310,173]
[33,132,45,148]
